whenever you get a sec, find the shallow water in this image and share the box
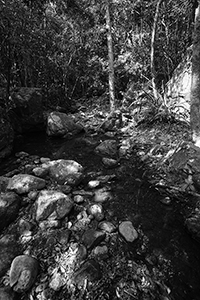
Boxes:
[1,132,200,299]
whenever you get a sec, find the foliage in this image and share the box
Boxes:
[0,0,196,110]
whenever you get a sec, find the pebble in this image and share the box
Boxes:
[118,221,138,242]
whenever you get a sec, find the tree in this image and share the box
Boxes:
[150,0,163,101]
[105,0,115,114]
[191,0,200,147]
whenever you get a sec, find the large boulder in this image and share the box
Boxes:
[0,108,14,160]
[9,88,44,133]
[35,190,74,222]
[10,255,39,292]
[46,111,84,137]
[7,174,46,195]
[42,159,83,185]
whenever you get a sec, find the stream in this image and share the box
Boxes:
[1,131,200,300]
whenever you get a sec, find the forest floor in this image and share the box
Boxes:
[77,97,195,201]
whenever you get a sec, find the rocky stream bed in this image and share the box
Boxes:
[0,130,200,300]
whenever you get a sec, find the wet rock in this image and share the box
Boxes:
[82,229,106,249]
[95,139,118,157]
[0,287,16,300]
[46,111,84,137]
[98,221,116,233]
[7,174,46,195]
[0,235,20,277]
[74,260,101,288]
[0,192,21,231]
[119,221,138,242]
[0,176,10,192]
[42,159,83,186]
[35,190,73,222]
[94,187,113,203]
[10,255,39,292]
[102,157,118,168]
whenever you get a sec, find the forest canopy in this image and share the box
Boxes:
[0,0,196,108]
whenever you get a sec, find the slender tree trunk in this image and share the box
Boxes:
[105,0,115,114]
[191,1,200,147]
[150,0,163,101]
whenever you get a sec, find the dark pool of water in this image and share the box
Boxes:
[1,132,200,299]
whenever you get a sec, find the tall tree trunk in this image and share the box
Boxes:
[191,1,200,147]
[150,0,163,101]
[105,0,115,114]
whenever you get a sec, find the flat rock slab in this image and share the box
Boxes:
[119,221,138,242]
[35,190,73,222]
[7,174,46,195]
[10,255,39,292]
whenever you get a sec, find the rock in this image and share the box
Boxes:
[10,255,39,292]
[0,235,20,277]
[7,174,46,195]
[0,108,14,160]
[74,260,101,288]
[98,221,116,233]
[46,111,84,137]
[88,180,100,189]
[57,229,71,245]
[10,87,44,133]
[42,159,83,185]
[82,229,106,249]
[0,287,16,300]
[87,203,104,221]
[0,176,10,192]
[93,245,108,257]
[95,139,118,157]
[35,190,73,222]
[32,167,49,178]
[0,192,21,231]
[97,174,117,183]
[102,157,118,168]
[74,195,84,204]
[49,272,64,291]
[119,221,138,242]
[94,187,113,203]
[40,157,51,163]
